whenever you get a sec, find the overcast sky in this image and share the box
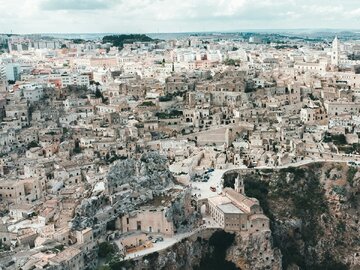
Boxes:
[0,0,359,34]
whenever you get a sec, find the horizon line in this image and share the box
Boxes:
[1,28,360,36]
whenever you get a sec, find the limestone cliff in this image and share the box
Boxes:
[165,189,201,233]
[227,231,282,270]
[110,229,281,270]
[72,152,176,230]
[107,151,174,192]
[98,161,359,270]
[224,162,360,270]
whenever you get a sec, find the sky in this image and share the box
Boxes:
[0,0,359,34]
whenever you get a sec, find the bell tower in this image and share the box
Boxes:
[235,174,244,194]
[331,36,340,67]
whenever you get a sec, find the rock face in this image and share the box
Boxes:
[72,152,176,230]
[165,189,201,233]
[107,151,174,193]
[72,152,202,233]
[227,231,282,270]
[72,195,108,229]
[105,230,214,270]
[224,162,360,270]
[120,229,281,270]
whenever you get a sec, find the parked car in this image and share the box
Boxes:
[156,237,164,242]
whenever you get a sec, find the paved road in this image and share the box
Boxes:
[191,169,227,200]
[190,159,348,200]
[123,222,220,260]
[255,158,349,170]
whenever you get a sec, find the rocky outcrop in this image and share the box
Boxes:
[225,162,360,270]
[105,229,214,270]
[107,151,174,193]
[118,229,281,270]
[165,189,201,233]
[72,152,176,230]
[227,231,282,270]
[71,194,111,229]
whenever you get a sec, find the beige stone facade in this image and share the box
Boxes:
[207,176,269,233]
[118,209,174,236]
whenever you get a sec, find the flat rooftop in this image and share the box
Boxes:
[217,203,243,214]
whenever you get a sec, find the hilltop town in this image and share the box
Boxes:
[0,32,360,269]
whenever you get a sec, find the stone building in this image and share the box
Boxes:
[49,247,84,270]
[118,208,174,236]
[207,175,269,233]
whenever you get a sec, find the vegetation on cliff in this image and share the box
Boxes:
[223,162,359,269]
[108,229,239,270]
[194,230,239,270]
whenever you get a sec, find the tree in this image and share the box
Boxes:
[139,101,156,107]
[72,39,85,44]
[73,139,81,154]
[98,242,115,258]
[223,58,239,66]
[27,141,39,149]
[90,80,101,86]
[102,34,154,49]
[97,266,111,270]
[95,88,103,99]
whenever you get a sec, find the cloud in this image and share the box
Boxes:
[211,0,245,17]
[0,0,359,33]
[41,0,118,10]
[347,8,360,19]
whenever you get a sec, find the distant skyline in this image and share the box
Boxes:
[0,0,359,34]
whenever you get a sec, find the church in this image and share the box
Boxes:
[207,175,270,233]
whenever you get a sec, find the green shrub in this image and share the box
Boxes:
[98,242,115,258]
[139,101,156,107]
[347,166,357,186]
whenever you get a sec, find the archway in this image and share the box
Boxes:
[200,204,207,215]
[197,199,209,216]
